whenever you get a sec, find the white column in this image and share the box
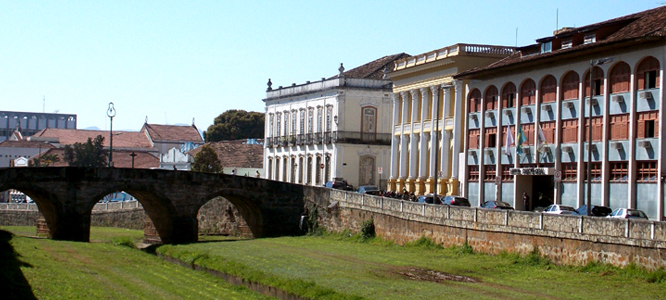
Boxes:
[399,91,409,180]
[419,88,429,179]
[442,84,453,178]
[429,85,440,178]
[409,89,420,180]
[390,93,400,180]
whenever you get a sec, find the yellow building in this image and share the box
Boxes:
[386,44,514,196]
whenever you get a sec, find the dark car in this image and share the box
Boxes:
[573,205,613,217]
[417,194,442,204]
[357,185,382,196]
[441,195,471,207]
[480,200,514,210]
[325,181,354,191]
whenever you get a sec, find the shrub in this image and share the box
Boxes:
[360,219,375,240]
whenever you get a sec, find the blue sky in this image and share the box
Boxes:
[0,0,661,132]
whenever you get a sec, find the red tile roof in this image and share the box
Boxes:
[33,128,154,149]
[331,53,411,80]
[0,140,56,149]
[188,139,264,169]
[456,5,666,78]
[141,124,203,143]
[34,148,159,169]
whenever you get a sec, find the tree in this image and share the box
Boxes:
[191,145,223,173]
[204,110,264,142]
[63,135,108,167]
[32,154,60,167]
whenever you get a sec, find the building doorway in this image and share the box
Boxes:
[515,174,554,210]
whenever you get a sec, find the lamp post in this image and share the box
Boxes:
[586,57,613,216]
[107,102,116,167]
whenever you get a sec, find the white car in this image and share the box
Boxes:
[543,204,576,215]
[607,208,649,220]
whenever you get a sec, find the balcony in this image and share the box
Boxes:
[332,131,391,145]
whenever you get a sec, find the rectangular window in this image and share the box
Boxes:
[521,124,535,145]
[501,165,513,182]
[299,110,305,134]
[541,121,556,144]
[562,39,572,49]
[610,114,629,140]
[563,163,577,182]
[637,111,659,138]
[468,129,480,149]
[317,107,323,133]
[468,166,479,182]
[505,94,514,108]
[484,165,496,182]
[484,128,497,148]
[269,114,274,137]
[610,162,628,182]
[561,119,578,143]
[637,161,658,182]
[584,33,596,44]
[276,113,282,136]
[541,41,552,53]
[583,117,603,142]
[584,162,602,182]
[308,109,314,133]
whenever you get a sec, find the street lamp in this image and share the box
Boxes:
[107,102,116,167]
[586,57,613,216]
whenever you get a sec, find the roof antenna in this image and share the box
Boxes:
[556,8,559,31]
[515,27,518,47]
[145,116,148,124]
[43,95,45,113]
[192,117,195,126]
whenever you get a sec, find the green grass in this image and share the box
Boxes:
[0,226,271,300]
[159,232,666,300]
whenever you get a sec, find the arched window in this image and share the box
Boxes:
[540,75,557,103]
[561,71,579,100]
[468,89,482,113]
[610,62,630,93]
[584,67,605,97]
[484,86,498,110]
[501,83,516,108]
[637,56,660,90]
[520,79,536,105]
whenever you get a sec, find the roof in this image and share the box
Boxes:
[456,5,666,78]
[188,139,264,169]
[33,128,154,149]
[0,140,56,149]
[331,53,411,80]
[141,123,203,143]
[34,148,159,169]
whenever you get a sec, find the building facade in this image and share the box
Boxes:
[456,6,666,220]
[263,54,409,188]
[0,111,76,142]
[386,44,514,196]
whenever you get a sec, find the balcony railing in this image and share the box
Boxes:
[272,131,392,147]
[333,131,391,145]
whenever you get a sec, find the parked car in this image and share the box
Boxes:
[441,195,471,207]
[543,204,576,215]
[480,200,514,210]
[325,180,354,191]
[357,185,382,196]
[607,208,649,220]
[417,194,443,204]
[573,205,613,217]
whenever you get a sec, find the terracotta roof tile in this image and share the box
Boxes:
[142,124,203,142]
[456,5,666,78]
[188,139,264,169]
[0,140,56,149]
[330,53,411,80]
[34,148,159,169]
[33,128,154,149]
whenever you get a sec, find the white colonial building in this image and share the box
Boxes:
[456,6,666,219]
[263,54,409,188]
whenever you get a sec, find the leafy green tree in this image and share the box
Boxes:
[32,154,60,167]
[63,135,108,167]
[191,145,223,173]
[204,110,264,142]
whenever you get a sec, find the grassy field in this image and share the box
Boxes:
[4,226,666,299]
[0,226,271,300]
[159,232,666,300]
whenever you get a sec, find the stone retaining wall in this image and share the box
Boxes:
[313,189,666,269]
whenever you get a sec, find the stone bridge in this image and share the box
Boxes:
[0,167,310,244]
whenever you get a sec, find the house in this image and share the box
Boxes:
[263,53,410,188]
[188,139,264,176]
[0,110,76,142]
[385,43,514,196]
[455,6,666,219]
